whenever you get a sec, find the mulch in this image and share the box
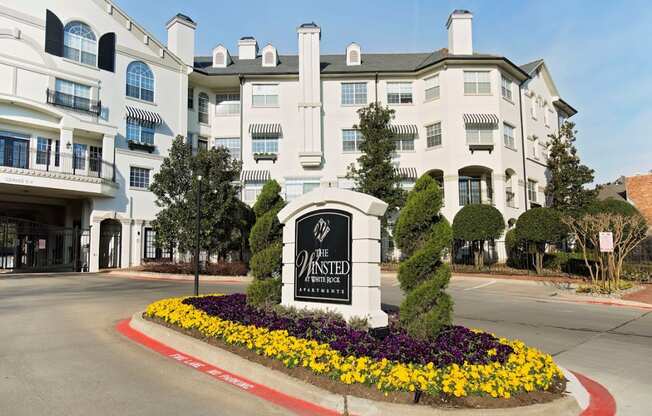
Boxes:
[144,315,566,410]
[622,283,652,305]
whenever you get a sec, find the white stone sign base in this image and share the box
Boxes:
[277,188,388,328]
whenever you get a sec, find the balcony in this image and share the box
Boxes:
[46,89,101,116]
[0,146,116,197]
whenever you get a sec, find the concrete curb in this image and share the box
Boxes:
[125,312,582,416]
[102,270,252,284]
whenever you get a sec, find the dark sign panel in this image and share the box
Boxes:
[294,209,352,304]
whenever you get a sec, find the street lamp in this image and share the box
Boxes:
[194,174,202,296]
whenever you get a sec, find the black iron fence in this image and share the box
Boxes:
[46,89,101,116]
[0,217,90,272]
[0,145,115,181]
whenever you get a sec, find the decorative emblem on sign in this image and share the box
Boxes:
[313,218,330,243]
[294,209,352,305]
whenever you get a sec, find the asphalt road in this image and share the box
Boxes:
[1,273,650,416]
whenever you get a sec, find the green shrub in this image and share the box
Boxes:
[246,277,282,306]
[452,204,505,269]
[394,174,452,340]
[248,180,285,306]
[585,198,641,218]
[249,242,282,280]
[515,208,566,274]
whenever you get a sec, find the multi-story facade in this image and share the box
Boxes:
[0,2,575,272]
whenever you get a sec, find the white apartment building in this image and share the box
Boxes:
[0,2,575,272]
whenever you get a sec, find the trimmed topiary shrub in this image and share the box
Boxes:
[247,180,285,306]
[394,174,453,339]
[452,204,505,269]
[515,207,566,274]
[585,198,641,218]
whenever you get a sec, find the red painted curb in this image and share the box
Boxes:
[116,319,341,416]
[574,371,617,416]
[564,298,652,311]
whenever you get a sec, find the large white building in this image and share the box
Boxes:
[0,1,576,272]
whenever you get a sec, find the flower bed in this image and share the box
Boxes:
[145,294,565,405]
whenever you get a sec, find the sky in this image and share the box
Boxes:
[114,0,652,184]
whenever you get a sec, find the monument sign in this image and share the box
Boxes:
[278,188,388,328]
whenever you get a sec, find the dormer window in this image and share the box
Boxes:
[346,42,361,66]
[212,44,231,68]
[64,21,96,66]
[261,44,277,67]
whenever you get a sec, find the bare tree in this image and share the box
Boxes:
[563,213,647,292]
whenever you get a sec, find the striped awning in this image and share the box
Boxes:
[240,170,271,182]
[249,123,282,135]
[463,113,499,125]
[126,106,162,125]
[389,124,418,136]
[395,167,417,180]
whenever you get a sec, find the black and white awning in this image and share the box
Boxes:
[463,113,499,125]
[240,170,271,182]
[249,123,282,135]
[389,124,418,136]
[395,167,418,180]
[126,106,162,125]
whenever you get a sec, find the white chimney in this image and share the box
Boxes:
[238,36,258,60]
[297,22,322,167]
[446,9,473,55]
[166,13,196,66]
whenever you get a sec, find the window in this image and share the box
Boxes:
[394,135,415,151]
[89,145,102,173]
[501,76,513,101]
[143,228,158,259]
[126,62,154,102]
[505,171,516,208]
[387,82,413,104]
[285,180,320,201]
[400,179,416,191]
[531,97,537,119]
[539,142,548,161]
[342,129,363,152]
[243,182,263,203]
[215,138,241,160]
[503,123,515,149]
[464,71,491,95]
[341,82,367,105]
[197,137,208,152]
[252,84,279,107]
[127,119,155,145]
[73,143,86,170]
[527,179,537,203]
[466,126,493,145]
[459,176,482,205]
[215,93,240,115]
[198,92,209,124]
[252,135,279,154]
[0,136,28,169]
[63,21,96,65]
[36,138,50,165]
[544,107,550,127]
[426,123,442,147]
[130,166,150,189]
[337,177,355,190]
[424,75,440,101]
[264,51,274,65]
[187,87,194,109]
[54,79,91,111]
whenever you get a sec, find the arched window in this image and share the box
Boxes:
[264,51,274,65]
[64,21,96,65]
[198,92,209,124]
[214,52,225,66]
[349,50,359,64]
[126,61,154,102]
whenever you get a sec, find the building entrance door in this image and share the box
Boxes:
[99,219,121,269]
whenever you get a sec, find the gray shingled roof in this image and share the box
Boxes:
[519,59,544,75]
[193,49,522,76]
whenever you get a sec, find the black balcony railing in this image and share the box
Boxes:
[46,89,101,116]
[0,146,115,182]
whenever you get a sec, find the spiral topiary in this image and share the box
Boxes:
[393,174,453,340]
[247,180,285,306]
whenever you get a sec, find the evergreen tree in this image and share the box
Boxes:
[246,180,285,306]
[149,136,243,259]
[545,121,596,216]
[347,102,406,225]
[393,175,453,339]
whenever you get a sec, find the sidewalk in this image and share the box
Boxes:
[102,269,252,283]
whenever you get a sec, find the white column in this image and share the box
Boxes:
[444,174,458,211]
[297,24,322,167]
[492,172,505,210]
[89,217,101,272]
[101,134,115,181]
[132,220,145,267]
[120,220,131,269]
[60,127,74,174]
